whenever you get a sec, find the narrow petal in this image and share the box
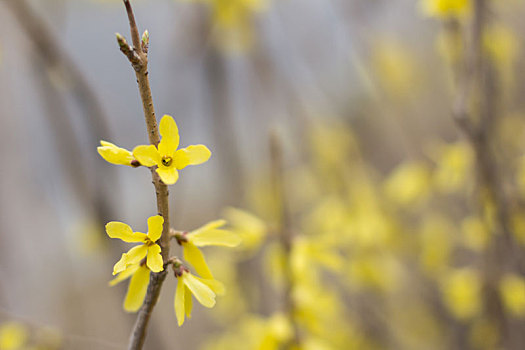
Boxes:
[114,245,148,274]
[146,244,164,272]
[183,273,216,308]
[109,263,140,286]
[191,220,227,235]
[184,286,193,318]
[197,277,226,296]
[124,265,150,312]
[156,167,179,185]
[113,253,130,275]
[183,243,213,279]
[147,215,164,242]
[106,222,147,243]
[98,141,134,166]
[190,229,242,247]
[180,145,211,166]
[175,277,185,326]
[133,145,160,167]
[158,115,179,156]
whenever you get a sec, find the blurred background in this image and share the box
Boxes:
[1,0,525,349]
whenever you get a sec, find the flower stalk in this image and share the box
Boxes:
[118,1,170,349]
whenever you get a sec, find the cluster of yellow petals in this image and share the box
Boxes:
[107,215,165,275]
[174,220,241,325]
[97,114,211,185]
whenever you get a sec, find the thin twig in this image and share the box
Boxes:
[118,1,171,349]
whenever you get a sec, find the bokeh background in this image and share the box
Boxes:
[1,0,525,349]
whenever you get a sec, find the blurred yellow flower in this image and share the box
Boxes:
[97,140,137,166]
[441,268,482,320]
[110,262,151,312]
[432,141,473,193]
[384,161,431,207]
[461,216,490,252]
[224,208,267,251]
[499,274,525,317]
[420,0,471,19]
[0,322,28,350]
[133,115,211,185]
[106,215,164,275]
[174,269,218,326]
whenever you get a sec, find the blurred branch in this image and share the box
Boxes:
[4,0,112,143]
[451,0,518,345]
[4,0,117,226]
[269,131,301,348]
[117,1,170,349]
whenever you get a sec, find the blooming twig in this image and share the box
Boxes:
[116,1,171,349]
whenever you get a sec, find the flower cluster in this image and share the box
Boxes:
[99,114,240,325]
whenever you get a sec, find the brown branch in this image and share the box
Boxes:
[450,0,517,345]
[118,1,170,349]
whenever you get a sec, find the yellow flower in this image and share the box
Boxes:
[500,274,525,317]
[110,262,151,312]
[0,322,28,350]
[97,141,138,166]
[106,215,164,275]
[174,269,218,326]
[441,268,482,320]
[420,0,471,19]
[177,220,241,279]
[133,115,211,185]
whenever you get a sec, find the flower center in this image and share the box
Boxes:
[161,156,173,167]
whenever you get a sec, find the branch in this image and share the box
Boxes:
[269,131,301,348]
[117,1,171,349]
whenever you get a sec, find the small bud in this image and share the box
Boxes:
[130,159,141,167]
[142,30,149,53]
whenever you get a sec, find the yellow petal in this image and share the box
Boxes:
[146,244,164,272]
[191,220,227,234]
[173,149,190,170]
[156,167,179,185]
[113,245,148,274]
[106,222,148,243]
[158,115,179,156]
[109,263,140,286]
[113,253,129,275]
[147,215,164,242]
[197,276,225,296]
[184,286,193,318]
[180,145,211,166]
[190,229,241,247]
[124,265,150,312]
[175,276,186,326]
[183,273,216,308]
[133,145,160,167]
[98,141,134,166]
[183,243,213,279]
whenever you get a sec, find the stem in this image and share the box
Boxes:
[119,1,170,349]
[269,131,301,348]
[451,0,515,345]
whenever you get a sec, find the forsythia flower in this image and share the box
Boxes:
[420,0,471,18]
[174,269,217,326]
[133,115,211,185]
[178,220,242,279]
[110,262,151,312]
[106,215,164,275]
[0,322,28,350]
[97,141,137,166]
[500,274,525,317]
